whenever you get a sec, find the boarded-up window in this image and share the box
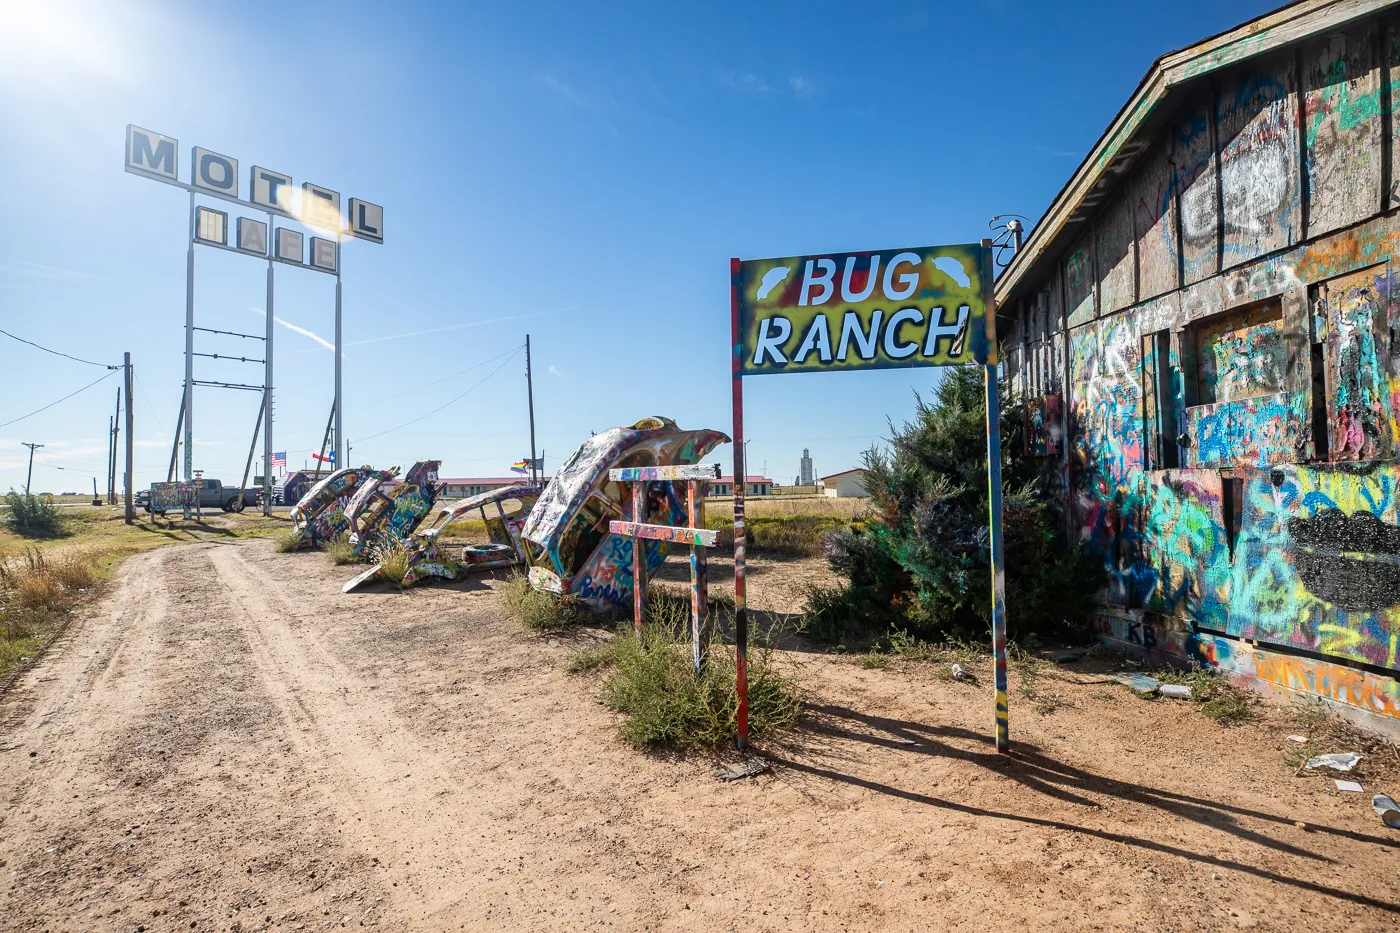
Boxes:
[1303,21,1381,237]
[1317,267,1397,461]
[1194,302,1288,405]
[1064,233,1096,328]
[1216,54,1301,267]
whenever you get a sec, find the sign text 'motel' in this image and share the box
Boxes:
[124,125,384,247]
[736,243,993,375]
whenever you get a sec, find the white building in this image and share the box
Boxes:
[820,469,868,499]
[799,448,814,486]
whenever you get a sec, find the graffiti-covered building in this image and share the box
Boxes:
[997,0,1400,733]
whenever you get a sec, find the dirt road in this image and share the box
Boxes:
[2,540,1398,932]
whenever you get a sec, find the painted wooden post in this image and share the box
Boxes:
[729,257,749,750]
[688,480,708,673]
[980,238,1009,754]
[632,479,647,643]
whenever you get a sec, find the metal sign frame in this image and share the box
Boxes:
[728,239,1008,753]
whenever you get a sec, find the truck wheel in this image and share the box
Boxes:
[230,498,245,513]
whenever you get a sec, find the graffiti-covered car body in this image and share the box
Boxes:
[522,417,728,613]
[289,465,397,547]
[345,460,442,556]
[342,483,539,592]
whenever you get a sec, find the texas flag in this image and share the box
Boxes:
[313,451,336,464]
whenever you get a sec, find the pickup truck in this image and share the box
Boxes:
[136,479,260,513]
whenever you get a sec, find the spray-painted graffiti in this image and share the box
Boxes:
[289,466,398,547]
[522,417,728,613]
[1184,393,1304,468]
[345,460,441,556]
[1216,63,1300,263]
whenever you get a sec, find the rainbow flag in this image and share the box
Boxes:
[511,460,529,474]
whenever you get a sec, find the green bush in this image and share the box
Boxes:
[4,491,65,538]
[599,600,801,749]
[810,366,1103,645]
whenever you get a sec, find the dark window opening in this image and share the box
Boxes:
[1309,342,1329,461]
[1221,476,1243,556]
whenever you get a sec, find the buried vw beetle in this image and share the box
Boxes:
[289,465,398,548]
[522,417,729,613]
[342,483,540,592]
[344,459,442,557]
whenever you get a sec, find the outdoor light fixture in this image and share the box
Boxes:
[195,206,228,246]
[237,217,267,256]
[275,227,304,264]
[309,236,337,272]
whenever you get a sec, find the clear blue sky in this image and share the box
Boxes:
[1,0,1276,493]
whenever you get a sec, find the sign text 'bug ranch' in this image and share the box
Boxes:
[124,125,383,244]
[737,243,992,374]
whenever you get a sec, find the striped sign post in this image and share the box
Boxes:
[608,464,721,672]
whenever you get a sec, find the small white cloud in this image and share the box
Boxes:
[788,75,814,97]
[548,365,564,379]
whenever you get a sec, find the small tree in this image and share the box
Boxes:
[4,490,66,538]
[810,367,1101,645]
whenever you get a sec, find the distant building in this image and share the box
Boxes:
[799,448,814,486]
[709,475,774,497]
[438,476,544,498]
[820,469,868,499]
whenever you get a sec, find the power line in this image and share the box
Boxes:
[355,347,524,443]
[0,327,118,369]
[0,370,118,429]
[133,372,166,437]
[367,344,525,405]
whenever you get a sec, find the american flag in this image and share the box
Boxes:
[272,451,286,467]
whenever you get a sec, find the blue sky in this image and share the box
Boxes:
[0,0,1275,493]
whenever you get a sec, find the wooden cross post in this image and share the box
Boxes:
[608,464,720,672]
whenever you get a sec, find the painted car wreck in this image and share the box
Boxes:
[289,465,398,547]
[342,483,540,592]
[344,459,442,556]
[522,417,729,613]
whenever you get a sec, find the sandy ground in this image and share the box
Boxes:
[1,539,1397,932]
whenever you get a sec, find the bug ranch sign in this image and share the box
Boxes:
[728,241,1011,753]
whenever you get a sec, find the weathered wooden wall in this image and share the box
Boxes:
[1005,10,1400,696]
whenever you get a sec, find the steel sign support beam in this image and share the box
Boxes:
[184,190,195,482]
[263,252,275,516]
[334,235,344,467]
[980,237,1009,754]
[729,256,749,751]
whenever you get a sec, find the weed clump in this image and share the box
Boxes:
[4,491,65,538]
[603,620,800,749]
[500,573,585,631]
[372,540,412,587]
[274,531,304,553]
[324,532,360,565]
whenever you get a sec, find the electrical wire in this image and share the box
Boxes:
[366,344,525,405]
[0,370,118,429]
[133,372,167,437]
[0,327,118,369]
[354,346,524,443]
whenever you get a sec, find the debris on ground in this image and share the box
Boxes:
[1158,684,1192,700]
[713,757,769,782]
[1373,794,1400,828]
[1111,673,1162,695]
[1334,779,1364,793]
[1305,752,1362,772]
[951,664,975,683]
[1286,735,1309,743]
[1047,648,1087,664]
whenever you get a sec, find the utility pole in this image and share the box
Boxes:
[124,352,134,523]
[21,442,43,494]
[110,386,121,503]
[106,415,115,504]
[525,334,538,485]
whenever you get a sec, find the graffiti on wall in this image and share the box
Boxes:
[1323,266,1396,461]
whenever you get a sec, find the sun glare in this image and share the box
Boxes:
[0,0,131,83]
